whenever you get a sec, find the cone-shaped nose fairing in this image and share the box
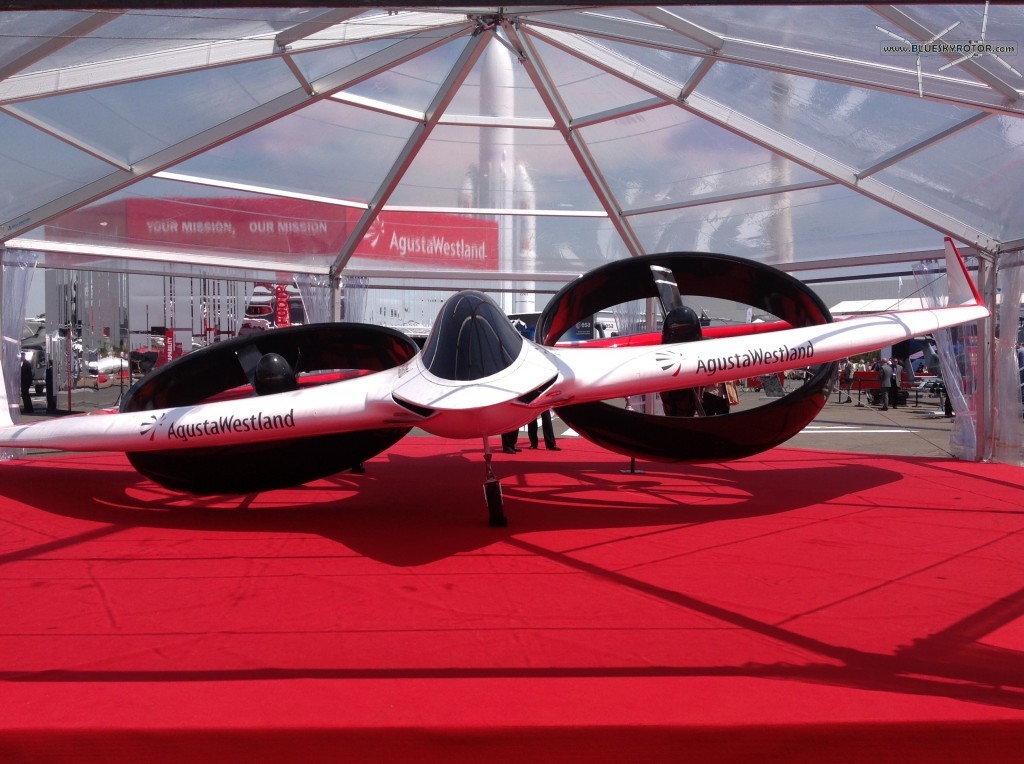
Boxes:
[420,290,525,381]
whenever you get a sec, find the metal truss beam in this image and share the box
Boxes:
[513,23,646,258]
[530,26,1001,254]
[0,11,465,105]
[2,26,472,244]
[527,11,1024,117]
[856,111,993,178]
[330,27,489,274]
[872,5,1021,103]
[1,105,132,170]
[624,179,835,217]
[0,11,123,82]
[274,8,365,49]
[686,92,999,254]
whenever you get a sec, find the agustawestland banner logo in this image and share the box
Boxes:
[139,409,297,443]
[49,198,499,270]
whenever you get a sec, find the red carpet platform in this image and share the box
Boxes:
[2,438,1024,762]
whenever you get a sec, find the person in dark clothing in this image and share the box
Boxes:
[528,410,560,450]
[890,359,903,409]
[45,360,56,414]
[501,429,521,454]
[20,355,34,414]
[877,359,892,411]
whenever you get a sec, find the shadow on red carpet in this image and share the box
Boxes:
[2,438,1024,761]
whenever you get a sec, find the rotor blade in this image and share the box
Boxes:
[234,342,264,385]
[650,264,683,312]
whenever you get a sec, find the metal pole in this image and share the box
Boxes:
[979,254,998,461]
[65,325,72,412]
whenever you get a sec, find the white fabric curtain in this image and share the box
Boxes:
[993,251,1024,466]
[611,298,654,413]
[1,248,38,458]
[913,257,980,460]
[341,276,368,323]
[293,273,332,325]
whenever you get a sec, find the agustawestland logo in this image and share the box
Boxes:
[694,341,815,376]
[655,350,682,376]
[139,412,167,441]
[139,409,296,443]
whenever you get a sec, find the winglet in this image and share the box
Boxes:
[944,236,984,307]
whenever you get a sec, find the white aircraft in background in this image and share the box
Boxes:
[1,239,987,526]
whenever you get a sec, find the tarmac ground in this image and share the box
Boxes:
[774,385,965,459]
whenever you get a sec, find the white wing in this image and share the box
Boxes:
[0,366,417,453]
[542,238,987,406]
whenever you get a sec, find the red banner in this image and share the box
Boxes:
[352,211,498,270]
[50,198,499,270]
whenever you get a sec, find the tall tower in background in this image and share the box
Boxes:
[461,42,537,315]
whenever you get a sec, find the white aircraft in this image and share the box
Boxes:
[1,239,987,526]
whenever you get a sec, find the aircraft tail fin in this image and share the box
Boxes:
[944,237,984,307]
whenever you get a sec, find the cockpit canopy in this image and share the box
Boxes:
[421,291,524,381]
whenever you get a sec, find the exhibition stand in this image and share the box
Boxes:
[2,438,1024,762]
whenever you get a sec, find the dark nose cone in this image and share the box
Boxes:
[253,352,298,395]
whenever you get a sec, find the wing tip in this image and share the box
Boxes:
[943,237,984,307]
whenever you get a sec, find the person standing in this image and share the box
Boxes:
[877,358,892,411]
[839,358,854,403]
[528,410,560,450]
[20,354,34,414]
[501,429,521,454]
[45,360,57,414]
[1017,342,1024,403]
[890,358,903,409]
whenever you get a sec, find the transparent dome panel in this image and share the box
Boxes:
[445,40,551,120]
[876,115,1024,243]
[580,105,825,212]
[536,215,629,271]
[596,36,708,90]
[696,63,984,173]
[0,11,96,70]
[528,37,665,120]
[671,4,902,63]
[291,38,407,89]
[174,100,417,204]
[0,112,117,224]
[23,8,318,73]
[346,40,470,115]
[528,8,708,54]
[630,184,940,264]
[13,58,299,167]
[896,3,1024,85]
[388,124,604,212]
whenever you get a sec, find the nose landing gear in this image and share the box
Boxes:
[482,436,507,527]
